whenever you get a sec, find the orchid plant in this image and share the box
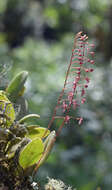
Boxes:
[0,32,95,189]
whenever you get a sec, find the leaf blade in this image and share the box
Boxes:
[26,126,50,139]
[19,114,40,124]
[6,71,28,102]
[19,137,44,169]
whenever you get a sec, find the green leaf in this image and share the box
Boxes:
[19,137,44,169]
[0,90,15,127]
[35,131,56,169]
[19,114,40,124]
[26,126,50,140]
[6,71,28,102]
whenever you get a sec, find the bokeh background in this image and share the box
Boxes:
[0,0,112,189]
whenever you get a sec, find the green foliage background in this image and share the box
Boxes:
[0,0,112,189]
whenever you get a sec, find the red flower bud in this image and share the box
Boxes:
[90,68,94,72]
[85,77,90,83]
[84,84,88,88]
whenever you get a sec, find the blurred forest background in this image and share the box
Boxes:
[0,0,112,189]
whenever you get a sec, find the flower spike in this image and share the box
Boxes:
[34,32,95,173]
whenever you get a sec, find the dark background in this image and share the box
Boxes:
[0,0,112,189]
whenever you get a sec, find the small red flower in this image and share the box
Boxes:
[85,77,90,83]
[84,68,89,72]
[81,88,85,96]
[90,60,95,64]
[73,82,77,90]
[90,68,94,72]
[68,91,74,102]
[78,117,83,125]
[76,71,81,75]
[65,115,70,123]
[84,84,88,88]
[81,98,86,104]
[90,51,94,56]
[78,57,83,61]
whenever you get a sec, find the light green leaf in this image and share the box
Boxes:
[6,71,28,102]
[35,131,56,169]
[19,137,44,169]
[19,114,40,124]
[26,126,50,140]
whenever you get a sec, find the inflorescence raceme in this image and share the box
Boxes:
[34,32,95,173]
[46,31,95,136]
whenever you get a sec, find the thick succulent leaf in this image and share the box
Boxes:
[19,137,44,169]
[26,126,50,139]
[0,90,15,127]
[6,71,28,102]
[35,131,56,170]
[19,114,40,124]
